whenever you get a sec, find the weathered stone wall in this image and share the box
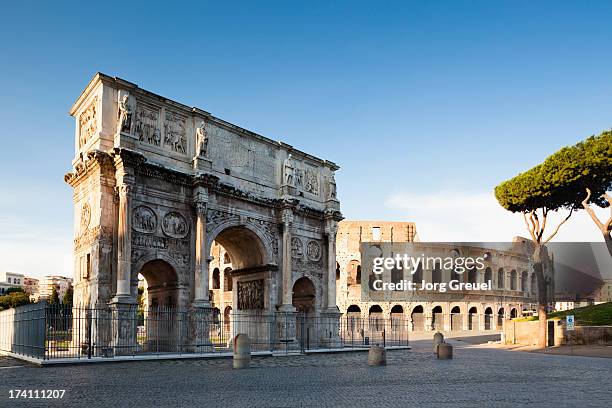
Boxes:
[504,320,541,345]
[566,325,612,345]
[505,320,612,346]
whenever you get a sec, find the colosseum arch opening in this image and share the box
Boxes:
[450,306,462,331]
[411,305,424,331]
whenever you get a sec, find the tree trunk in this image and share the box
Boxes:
[582,189,612,258]
[533,245,549,348]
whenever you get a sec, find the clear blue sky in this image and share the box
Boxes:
[1,1,612,277]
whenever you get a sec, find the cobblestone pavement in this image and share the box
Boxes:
[1,340,611,408]
[0,356,29,368]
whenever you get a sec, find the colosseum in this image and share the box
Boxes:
[209,220,544,339]
[335,221,542,335]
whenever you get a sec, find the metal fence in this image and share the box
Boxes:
[1,303,410,361]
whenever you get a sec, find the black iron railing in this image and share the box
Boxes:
[1,303,411,360]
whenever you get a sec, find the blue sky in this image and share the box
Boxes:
[1,1,611,277]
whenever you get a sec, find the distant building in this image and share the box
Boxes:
[0,272,25,295]
[23,277,40,301]
[592,279,612,303]
[39,276,73,301]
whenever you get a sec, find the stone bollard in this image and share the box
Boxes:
[437,342,453,359]
[433,332,444,353]
[233,333,251,369]
[368,344,386,366]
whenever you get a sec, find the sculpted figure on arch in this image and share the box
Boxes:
[118,93,132,133]
[195,121,208,157]
[284,154,295,185]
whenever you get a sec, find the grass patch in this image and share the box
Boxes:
[512,316,537,322]
[522,302,612,326]
[548,302,612,326]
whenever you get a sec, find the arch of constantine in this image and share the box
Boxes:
[65,73,343,352]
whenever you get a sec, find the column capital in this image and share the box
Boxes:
[194,200,207,216]
[193,186,209,216]
[193,185,209,202]
[115,182,133,197]
[325,219,338,236]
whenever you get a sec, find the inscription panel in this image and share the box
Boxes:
[207,125,276,182]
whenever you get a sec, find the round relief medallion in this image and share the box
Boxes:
[132,205,157,234]
[306,240,322,261]
[162,211,189,238]
[80,203,91,233]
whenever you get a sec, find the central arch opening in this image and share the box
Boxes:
[209,225,273,347]
[213,226,267,270]
[209,226,271,314]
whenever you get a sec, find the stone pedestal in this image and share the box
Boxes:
[109,299,138,356]
[320,309,342,348]
[368,345,387,366]
[276,307,297,345]
[280,184,298,197]
[233,334,251,369]
[189,306,214,353]
[437,342,453,359]
[193,156,212,171]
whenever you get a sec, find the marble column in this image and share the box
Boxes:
[276,207,296,345]
[190,189,212,351]
[114,183,134,302]
[109,155,138,355]
[280,209,294,310]
[322,220,341,347]
[193,197,211,307]
[325,221,339,311]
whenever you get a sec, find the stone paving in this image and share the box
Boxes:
[1,339,611,408]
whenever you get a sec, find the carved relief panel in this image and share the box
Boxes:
[237,279,265,310]
[206,210,240,233]
[131,206,191,271]
[135,103,161,147]
[303,167,320,195]
[164,110,187,154]
[306,240,322,262]
[245,216,279,258]
[132,205,157,234]
[291,237,304,260]
[79,96,98,149]
[79,202,91,236]
[282,156,321,196]
[162,211,189,238]
[291,236,324,274]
